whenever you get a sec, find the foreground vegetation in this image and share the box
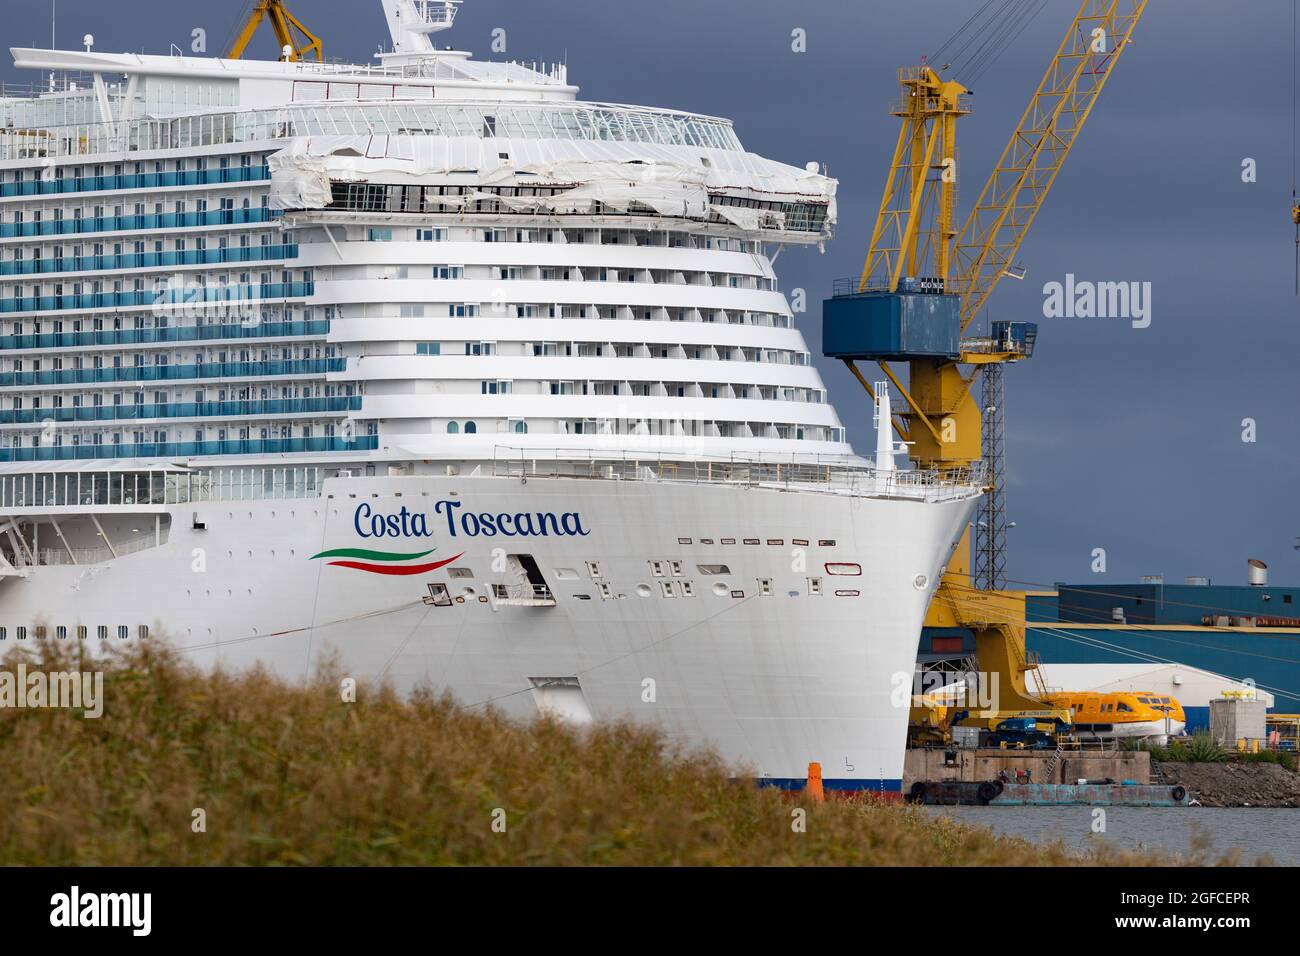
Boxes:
[0,642,1188,866]
[1131,733,1296,771]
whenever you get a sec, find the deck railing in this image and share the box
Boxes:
[490,446,984,502]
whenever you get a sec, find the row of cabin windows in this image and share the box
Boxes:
[445,421,528,434]
[0,624,146,640]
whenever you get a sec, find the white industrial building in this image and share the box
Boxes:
[1037,662,1274,733]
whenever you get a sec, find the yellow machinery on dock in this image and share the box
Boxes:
[1266,714,1300,750]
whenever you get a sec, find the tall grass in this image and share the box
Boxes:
[0,641,1176,866]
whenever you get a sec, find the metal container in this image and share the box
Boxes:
[1248,558,1269,586]
[951,725,981,749]
[822,290,961,360]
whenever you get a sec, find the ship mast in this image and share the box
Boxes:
[381,0,463,60]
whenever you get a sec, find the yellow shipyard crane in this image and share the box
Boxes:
[824,0,1147,724]
[227,0,324,62]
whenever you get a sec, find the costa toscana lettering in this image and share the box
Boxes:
[353,501,589,539]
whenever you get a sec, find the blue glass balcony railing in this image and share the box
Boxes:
[0,396,361,425]
[0,434,379,463]
[0,243,299,277]
[0,206,277,239]
[0,164,271,198]
[0,357,344,387]
[0,319,329,352]
[0,281,314,315]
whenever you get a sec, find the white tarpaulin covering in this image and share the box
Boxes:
[268,134,835,233]
[267,140,334,210]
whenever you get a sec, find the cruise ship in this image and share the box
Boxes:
[0,0,980,791]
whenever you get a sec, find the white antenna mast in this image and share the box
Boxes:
[381,0,463,58]
[49,0,56,90]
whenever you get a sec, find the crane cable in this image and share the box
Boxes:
[1293,0,1298,294]
[222,1,257,60]
[931,0,999,63]
[965,0,1051,86]
[928,0,1048,85]
[963,0,1048,86]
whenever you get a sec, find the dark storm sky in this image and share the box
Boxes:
[5,0,1297,588]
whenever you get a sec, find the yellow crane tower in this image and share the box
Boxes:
[226,0,323,62]
[824,0,1148,726]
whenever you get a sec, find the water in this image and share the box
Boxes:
[924,806,1300,865]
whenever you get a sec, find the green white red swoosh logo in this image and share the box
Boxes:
[308,547,464,576]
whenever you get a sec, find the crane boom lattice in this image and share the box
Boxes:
[954,0,1147,329]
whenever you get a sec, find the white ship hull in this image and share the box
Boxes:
[0,473,975,791]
